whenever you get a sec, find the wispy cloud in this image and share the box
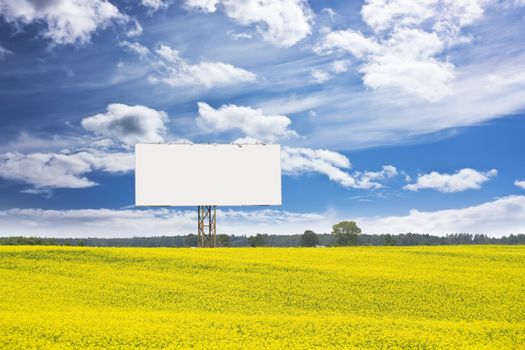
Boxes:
[0,44,13,60]
[282,147,398,189]
[141,0,171,13]
[285,52,525,150]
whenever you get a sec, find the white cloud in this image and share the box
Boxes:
[3,196,523,237]
[312,0,493,101]
[151,44,256,88]
[0,132,82,153]
[354,165,398,190]
[122,42,256,89]
[232,136,263,145]
[310,69,332,83]
[310,60,352,83]
[314,29,381,58]
[360,0,486,34]
[332,59,351,73]
[276,51,525,150]
[141,0,170,12]
[196,102,297,142]
[359,195,525,236]
[315,27,455,101]
[0,0,128,45]
[0,44,12,60]
[404,168,497,193]
[361,28,455,102]
[227,31,252,40]
[515,180,525,190]
[361,0,435,32]
[126,18,143,37]
[321,7,337,21]
[81,103,168,147]
[0,207,334,237]
[0,102,166,193]
[183,0,314,47]
[281,146,397,189]
[120,41,150,59]
[0,150,134,191]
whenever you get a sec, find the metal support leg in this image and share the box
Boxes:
[197,205,216,248]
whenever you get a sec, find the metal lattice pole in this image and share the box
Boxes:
[197,205,216,248]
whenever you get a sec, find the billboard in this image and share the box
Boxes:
[135,144,282,206]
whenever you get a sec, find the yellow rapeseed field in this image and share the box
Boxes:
[0,245,524,349]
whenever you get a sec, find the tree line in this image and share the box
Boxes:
[0,221,524,247]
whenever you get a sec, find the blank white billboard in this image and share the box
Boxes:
[135,144,281,206]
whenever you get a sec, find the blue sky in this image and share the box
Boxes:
[0,0,524,237]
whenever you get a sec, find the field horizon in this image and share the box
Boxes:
[0,245,524,349]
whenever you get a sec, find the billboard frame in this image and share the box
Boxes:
[134,143,282,247]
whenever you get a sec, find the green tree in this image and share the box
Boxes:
[301,230,319,247]
[248,234,267,247]
[185,234,198,247]
[383,234,396,246]
[217,234,231,247]
[332,221,361,246]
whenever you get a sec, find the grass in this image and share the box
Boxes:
[0,245,524,349]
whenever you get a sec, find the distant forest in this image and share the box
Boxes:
[0,233,524,247]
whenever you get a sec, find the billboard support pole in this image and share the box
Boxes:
[197,205,216,248]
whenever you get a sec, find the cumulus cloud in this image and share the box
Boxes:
[196,102,297,142]
[361,29,455,102]
[404,168,497,193]
[361,0,486,35]
[81,103,168,147]
[315,27,455,101]
[515,180,525,190]
[0,0,128,45]
[183,0,314,47]
[313,0,491,101]
[359,195,525,236]
[281,146,397,189]
[0,150,134,192]
[0,102,169,194]
[122,42,256,89]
